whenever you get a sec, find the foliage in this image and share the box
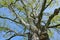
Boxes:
[0,0,60,40]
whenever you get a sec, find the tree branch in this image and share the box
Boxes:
[36,0,47,29]
[20,0,38,32]
[20,0,31,22]
[0,15,30,30]
[6,32,27,40]
[0,13,38,35]
[48,24,60,28]
[45,8,60,28]
[6,34,16,40]
[0,16,20,24]
[0,27,25,36]
[6,33,27,40]
[0,27,27,40]
[8,4,30,27]
[45,0,53,9]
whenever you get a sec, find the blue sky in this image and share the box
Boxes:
[0,7,25,40]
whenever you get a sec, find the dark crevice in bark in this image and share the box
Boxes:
[37,26,50,40]
[40,27,49,40]
[28,31,50,40]
[28,32,32,40]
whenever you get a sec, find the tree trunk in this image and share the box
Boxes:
[32,33,39,40]
[39,32,50,40]
[28,32,32,40]
[28,32,50,40]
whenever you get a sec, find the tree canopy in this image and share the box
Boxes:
[0,0,60,40]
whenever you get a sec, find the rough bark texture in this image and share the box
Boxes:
[32,33,39,40]
[28,32,49,40]
[28,32,32,40]
[39,32,50,40]
[28,26,50,40]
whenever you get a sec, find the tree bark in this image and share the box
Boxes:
[28,32,50,40]
[39,32,50,40]
[28,32,32,40]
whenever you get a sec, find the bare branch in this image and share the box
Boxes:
[36,0,47,29]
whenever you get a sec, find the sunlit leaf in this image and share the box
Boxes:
[10,0,16,3]
[0,27,10,31]
[51,15,60,24]
[0,5,3,8]
[47,30,53,38]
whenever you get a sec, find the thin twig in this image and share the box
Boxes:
[44,0,53,10]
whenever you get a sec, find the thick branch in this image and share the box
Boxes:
[0,11,38,34]
[20,0,38,32]
[0,16,38,34]
[45,8,60,28]
[8,4,30,27]
[36,0,47,29]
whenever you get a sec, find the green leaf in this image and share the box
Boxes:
[47,30,53,38]
[0,0,8,7]
[51,15,60,23]
[15,2,25,12]
[0,5,3,8]
[0,27,10,31]
[24,26,27,32]
[10,0,16,3]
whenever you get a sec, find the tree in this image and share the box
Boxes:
[0,0,60,40]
